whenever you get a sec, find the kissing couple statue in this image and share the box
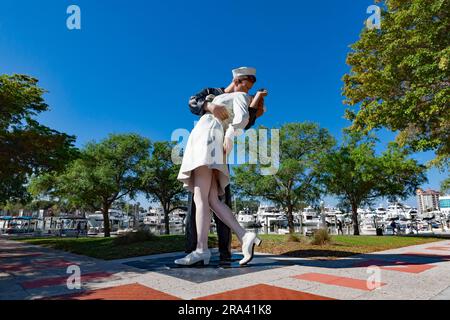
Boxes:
[176,67,268,267]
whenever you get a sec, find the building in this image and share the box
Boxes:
[440,195,450,214]
[416,189,441,213]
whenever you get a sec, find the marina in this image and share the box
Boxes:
[1,201,450,238]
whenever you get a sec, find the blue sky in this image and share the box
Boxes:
[1,0,447,208]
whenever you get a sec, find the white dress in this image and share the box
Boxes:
[177,92,251,196]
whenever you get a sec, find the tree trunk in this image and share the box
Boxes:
[102,202,111,238]
[164,204,170,235]
[351,203,360,236]
[287,205,295,234]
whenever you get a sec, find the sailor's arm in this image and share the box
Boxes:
[189,88,229,121]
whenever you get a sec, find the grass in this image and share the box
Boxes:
[232,234,444,260]
[15,233,443,261]
[310,229,332,245]
[17,235,218,260]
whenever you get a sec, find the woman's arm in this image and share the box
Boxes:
[249,91,265,109]
[223,94,251,154]
[244,90,268,129]
[250,90,268,117]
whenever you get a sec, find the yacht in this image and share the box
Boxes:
[292,211,302,226]
[300,207,321,226]
[55,215,89,237]
[86,209,130,235]
[386,203,407,220]
[357,207,372,218]
[256,205,288,228]
[405,207,419,220]
[237,209,257,228]
[375,205,387,216]
[143,208,165,226]
[169,209,186,227]
[324,207,341,225]
[360,218,378,235]
[274,214,289,228]
[359,214,383,235]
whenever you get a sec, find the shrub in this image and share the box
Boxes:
[310,229,332,245]
[113,229,156,246]
[288,233,301,242]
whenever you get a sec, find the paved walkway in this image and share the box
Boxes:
[1,238,450,300]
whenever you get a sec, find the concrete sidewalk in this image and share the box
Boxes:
[1,237,450,300]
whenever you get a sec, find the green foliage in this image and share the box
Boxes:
[30,133,151,237]
[288,233,302,242]
[320,133,428,234]
[233,122,336,233]
[310,229,332,245]
[139,141,187,234]
[233,198,260,213]
[0,74,78,204]
[441,177,450,194]
[343,0,449,168]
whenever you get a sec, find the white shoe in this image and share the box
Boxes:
[174,250,211,266]
[239,232,262,266]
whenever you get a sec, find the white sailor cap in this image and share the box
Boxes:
[232,67,256,79]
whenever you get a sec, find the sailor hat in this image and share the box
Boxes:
[232,67,257,79]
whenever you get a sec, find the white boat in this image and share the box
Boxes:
[324,207,342,225]
[292,212,302,225]
[86,209,130,234]
[375,205,387,216]
[274,214,289,228]
[406,207,419,220]
[359,213,384,235]
[143,215,163,226]
[300,207,320,226]
[237,209,257,228]
[256,205,288,228]
[0,216,38,234]
[386,203,408,220]
[169,209,186,226]
[143,208,165,226]
[360,219,377,235]
[55,216,89,237]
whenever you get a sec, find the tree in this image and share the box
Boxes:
[441,177,450,194]
[112,200,128,213]
[140,141,187,235]
[0,74,77,204]
[233,197,260,214]
[233,123,336,233]
[320,133,427,235]
[343,0,449,168]
[0,201,25,216]
[31,134,150,237]
[29,173,95,216]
